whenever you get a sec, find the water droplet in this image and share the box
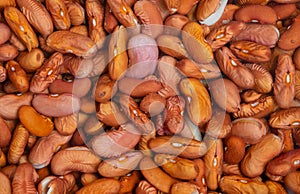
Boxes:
[213,157,218,167]
[231,60,238,67]
[47,69,53,76]
[240,179,248,183]
[216,33,224,39]
[92,18,97,27]
[10,66,15,72]
[60,10,64,17]
[171,142,183,148]
[250,101,259,107]
[19,25,25,32]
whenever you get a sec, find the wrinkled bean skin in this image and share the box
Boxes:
[12,163,38,194]
[269,107,300,129]
[266,149,300,179]
[45,0,71,30]
[30,52,63,93]
[32,93,81,117]
[274,54,295,109]
[29,131,72,169]
[46,31,97,58]
[233,95,277,119]
[233,23,279,48]
[4,7,39,51]
[204,137,223,190]
[215,47,255,89]
[16,0,53,38]
[219,175,269,194]
[164,96,185,134]
[134,0,163,38]
[85,0,106,49]
[51,146,101,175]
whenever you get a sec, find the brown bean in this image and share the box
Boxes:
[6,60,29,93]
[204,107,231,138]
[140,156,179,193]
[8,124,29,164]
[103,3,118,33]
[182,22,213,64]
[233,23,279,47]
[108,25,128,81]
[65,0,85,26]
[119,171,141,194]
[51,146,101,175]
[206,21,246,51]
[49,78,91,98]
[16,48,44,73]
[0,23,11,45]
[76,178,121,194]
[157,34,189,59]
[32,93,81,117]
[210,78,241,113]
[46,31,97,58]
[90,123,141,158]
[12,163,38,194]
[28,131,72,169]
[215,46,255,89]
[154,154,199,180]
[0,93,33,120]
[97,151,143,177]
[266,149,300,179]
[127,34,158,78]
[180,78,212,127]
[203,137,223,190]
[45,0,70,30]
[96,100,128,127]
[219,175,269,194]
[294,47,300,70]
[241,133,283,178]
[278,15,300,50]
[284,171,300,193]
[54,113,78,136]
[19,105,54,137]
[149,136,207,159]
[245,63,273,93]
[234,5,277,24]
[272,3,296,20]
[233,95,277,119]
[163,96,185,134]
[0,116,11,148]
[134,0,163,38]
[118,94,155,134]
[176,58,221,80]
[140,92,166,117]
[0,44,19,62]
[85,0,106,48]
[0,171,11,194]
[231,117,267,144]
[16,0,54,37]
[269,107,300,129]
